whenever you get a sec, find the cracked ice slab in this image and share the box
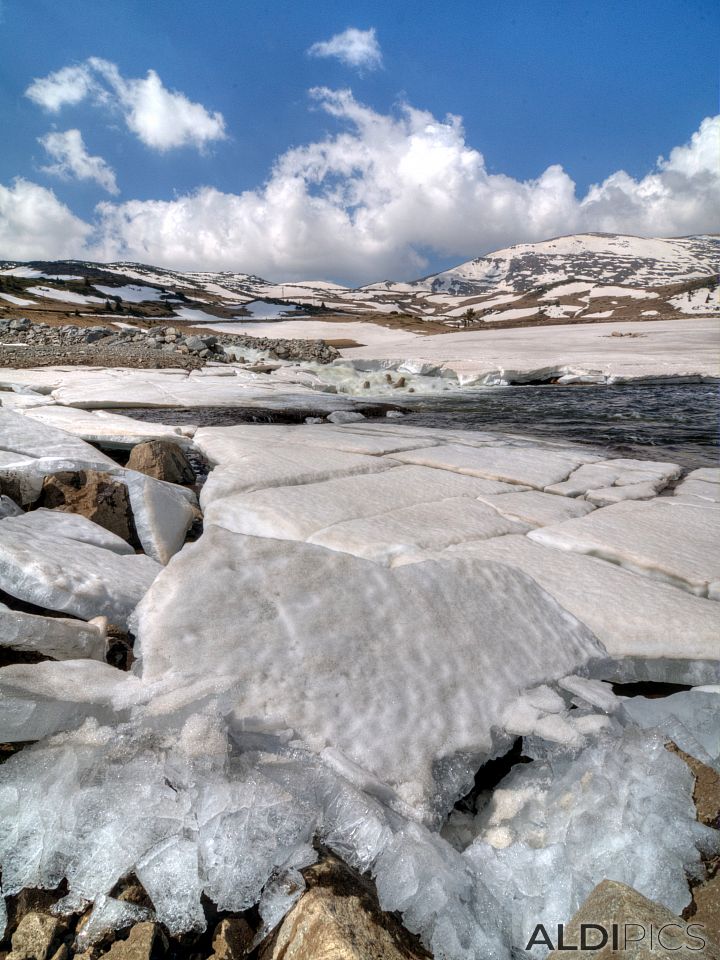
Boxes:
[20,405,196,448]
[475,490,596,526]
[528,498,720,598]
[132,527,604,820]
[0,516,161,627]
[123,471,196,565]
[0,508,135,555]
[203,465,523,542]
[413,536,720,669]
[308,497,530,564]
[194,437,399,508]
[391,442,601,489]
[546,458,681,503]
[193,423,442,458]
[673,467,720,503]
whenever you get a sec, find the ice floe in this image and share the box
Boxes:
[529,498,720,597]
[0,603,107,661]
[0,514,161,627]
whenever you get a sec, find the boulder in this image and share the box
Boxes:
[547,879,720,959]
[38,470,134,543]
[126,441,195,485]
[7,911,64,960]
[259,858,429,960]
[97,922,165,960]
[209,917,254,960]
[692,875,720,949]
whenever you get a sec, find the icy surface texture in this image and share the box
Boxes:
[427,535,720,668]
[133,528,603,819]
[623,689,720,770]
[464,727,720,954]
[546,458,681,502]
[0,603,106,661]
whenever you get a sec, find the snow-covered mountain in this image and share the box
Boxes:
[1,233,718,325]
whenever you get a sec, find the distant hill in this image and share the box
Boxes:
[1,233,718,328]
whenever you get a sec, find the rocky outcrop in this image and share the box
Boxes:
[259,857,430,960]
[96,923,165,960]
[126,441,195,485]
[37,470,134,543]
[547,879,720,959]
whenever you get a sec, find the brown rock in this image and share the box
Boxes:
[97,923,164,960]
[126,441,194,485]
[547,879,720,959]
[208,918,253,960]
[668,743,720,828]
[7,912,63,960]
[259,856,429,960]
[37,471,133,543]
[693,874,720,950]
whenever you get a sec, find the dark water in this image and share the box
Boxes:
[400,381,719,470]
[120,381,719,471]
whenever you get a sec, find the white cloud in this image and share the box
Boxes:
[4,88,719,282]
[308,28,382,71]
[0,179,92,260]
[39,129,119,194]
[25,65,96,112]
[25,59,226,152]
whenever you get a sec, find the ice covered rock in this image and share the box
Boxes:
[133,527,603,819]
[464,728,720,952]
[0,603,106,661]
[0,494,23,518]
[75,895,153,950]
[529,499,720,597]
[424,535,720,675]
[203,465,522,544]
[0,515,161,626]
[392,443,600,489]
[122,471,196,564]
[327,411,367,424]
[0,508,134,555]
[37,470,134,543]
[0,408,117,503]
[623,690,720,770]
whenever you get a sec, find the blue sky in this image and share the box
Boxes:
[0,0,718,283]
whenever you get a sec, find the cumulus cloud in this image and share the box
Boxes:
[39,129,119,194]
[3,88,719,282]
[0,179,92,260]
[308,27,382,70]
[25,59,226,152]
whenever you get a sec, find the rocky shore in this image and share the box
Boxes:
[0,384,718,959]
[0,319,340,370]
